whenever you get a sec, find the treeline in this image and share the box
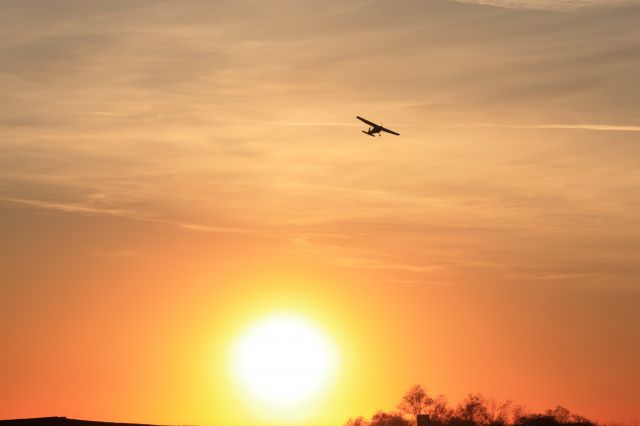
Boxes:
[344,385,596,426]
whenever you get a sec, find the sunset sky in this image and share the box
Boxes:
[1,1,639,425]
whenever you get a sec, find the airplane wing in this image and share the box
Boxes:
[356,116,379,127]
[380,126,400,136]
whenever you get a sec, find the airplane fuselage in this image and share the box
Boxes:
[363,126,383,136]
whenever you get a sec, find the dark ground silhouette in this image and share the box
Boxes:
[0,418,171,426]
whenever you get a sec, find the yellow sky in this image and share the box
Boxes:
[1,1,639,425]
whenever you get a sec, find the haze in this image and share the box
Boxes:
[1,1,639,425]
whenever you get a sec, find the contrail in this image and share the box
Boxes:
[275,122,640,131]
[453,0,628,12]
[459,123,640,132]
[267,121,360,127]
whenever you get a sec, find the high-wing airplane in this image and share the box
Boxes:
[356,116,400,137]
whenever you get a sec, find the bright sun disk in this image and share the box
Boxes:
[231,313,337,409]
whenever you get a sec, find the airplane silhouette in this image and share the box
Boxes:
[357,116,400,137]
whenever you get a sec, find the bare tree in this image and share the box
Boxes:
[511,404,530,425]
[431,394,454,423]
[398,384,434,420]
[487,399,513,425]
[545,406,572,424]
[370,412,413,426]
[344,417,369,426]
[457,393,491,425]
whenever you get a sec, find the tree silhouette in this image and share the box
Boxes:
[545,407,572,424]
[398,384,434,420]
[457,393,492,425]
[370,411,413,426]
[486,398,513,425]
[514,406,595,426]
[343,385,596,426]
[344,416,369,426]
[511,404,531,425]
[431,394,454,423]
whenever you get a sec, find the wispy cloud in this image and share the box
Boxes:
[291,233,445,274]
[90,249,148,260]
[0,196,248,234]
[454,0,629,11]
[1,0,638,290]
[456,123,640,132]
[263,121,360,127]
[510,272,599,280]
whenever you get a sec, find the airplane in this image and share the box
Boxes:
[356,116,400,137]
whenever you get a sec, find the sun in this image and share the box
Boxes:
[230,313,338,409]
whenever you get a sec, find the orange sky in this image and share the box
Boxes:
[1,1,639,425]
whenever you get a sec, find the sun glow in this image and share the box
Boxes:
[230,313,338,410]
